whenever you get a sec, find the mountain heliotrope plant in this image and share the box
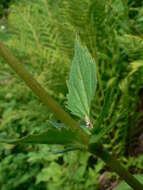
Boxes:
[0,38,143,190]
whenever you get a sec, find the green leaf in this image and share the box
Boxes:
[80,125,91,135]
[129,60,143,76]
[94,89,112,131]
[114,174,143,190]
[90,80,118,143]
[36,162,62,184]
[0,127,80,146]
[66,39,97,119]
[90,113,120,144]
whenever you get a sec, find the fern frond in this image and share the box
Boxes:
[116,34,143,60]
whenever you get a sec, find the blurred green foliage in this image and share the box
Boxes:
[115,174,143,190]
[0,0,143,189]
[0,0,13,18]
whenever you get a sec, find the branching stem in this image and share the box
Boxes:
[0,39,143,190]
[0,40,89,145]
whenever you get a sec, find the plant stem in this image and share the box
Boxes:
[0,39,89,145]
[0,39,143,189]
[89,143,143,190]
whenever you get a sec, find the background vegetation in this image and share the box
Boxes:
[0,0,143,189]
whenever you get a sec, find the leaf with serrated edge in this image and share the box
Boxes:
[66,39,97,119]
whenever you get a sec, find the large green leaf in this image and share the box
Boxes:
[0,127,80,146]
[114,174,143,190]
[67,39,97,119]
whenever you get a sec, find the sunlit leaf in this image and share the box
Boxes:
[66,39,97,119]
[129,60,143,76]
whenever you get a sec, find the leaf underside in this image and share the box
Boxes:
[67,39,97,119]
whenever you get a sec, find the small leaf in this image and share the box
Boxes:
[114,174,143,190]
[53,146,80,154]
[0,127,80,146]
[80,125,91,135]
[129,60,143,76]
[48,120,65,128]
[66,39,97,119]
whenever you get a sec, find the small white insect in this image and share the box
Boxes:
[85,116,93,129]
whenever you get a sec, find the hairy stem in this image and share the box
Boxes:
[0,39,143,189]
[0,40,89,145]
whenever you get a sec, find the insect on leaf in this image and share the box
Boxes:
[66,39,97,119]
